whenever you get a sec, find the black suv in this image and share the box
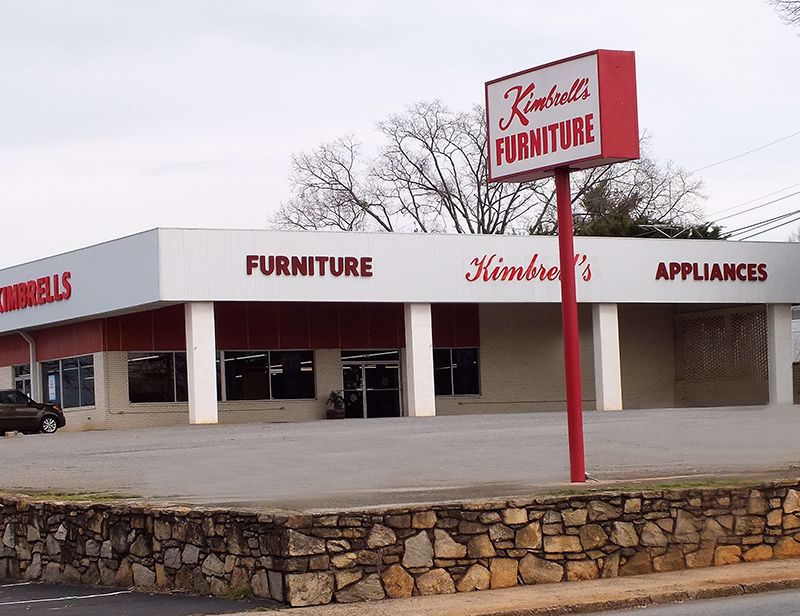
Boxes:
[0,389,66,434]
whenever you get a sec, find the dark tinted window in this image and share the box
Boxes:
[270,351,315,399]
[128,353,175,403]
[224,352,269,400]
[433,348,480,396]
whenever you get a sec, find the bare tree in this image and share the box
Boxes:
[272,100,705,236]
[771,0,800,26]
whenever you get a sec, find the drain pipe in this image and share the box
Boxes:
[16,330,38,401]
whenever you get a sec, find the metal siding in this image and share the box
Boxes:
[156,229,800,305]
[0,230,160,334]
[34,319,104,361]
[0,334,29,366]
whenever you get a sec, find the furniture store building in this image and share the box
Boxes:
[0,228,797,431]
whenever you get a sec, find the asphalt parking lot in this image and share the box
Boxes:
[0,581,272,615]
[1,405,799,510]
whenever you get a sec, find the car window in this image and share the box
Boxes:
[9,391,29,405]
[0,391,13,404]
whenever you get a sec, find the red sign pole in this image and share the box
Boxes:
[554,167,586,483]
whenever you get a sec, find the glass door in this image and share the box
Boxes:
[341,350,401,418]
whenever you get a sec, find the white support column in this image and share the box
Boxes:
[404,303,436,417]
[185,302,219,424]
[767,303,793,406]
[592,303,623,411]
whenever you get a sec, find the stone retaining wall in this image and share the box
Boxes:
[2,481,800,606]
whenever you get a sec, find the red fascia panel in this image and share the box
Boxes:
[338,303,371,349]
[277,302,311,349]
[152,305,186,351]
[431,304,456,348]
[35,319,104,361]
[597,50,639,161]
[0,334,29,366]
[215,302,249,350]
[103,317,122,352]
[368,303,404,349]
[246,302,279,350]
[116,311,155,351]
[309,303,341,349]
[452,303,480,347]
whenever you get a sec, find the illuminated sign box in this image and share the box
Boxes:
[486,49,639,182]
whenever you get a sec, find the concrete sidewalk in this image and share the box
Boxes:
[238,560,800,616]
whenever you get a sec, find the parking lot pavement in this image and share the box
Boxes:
[0,581,273,615]
[2,405,799,510]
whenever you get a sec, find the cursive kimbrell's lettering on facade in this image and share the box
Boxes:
[465,253,591,283]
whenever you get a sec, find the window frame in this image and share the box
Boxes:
[433,347,481,397]
[40,354,95,409]
[222,349,316,401]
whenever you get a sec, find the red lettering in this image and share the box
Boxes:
[61,272,72,300]
[757,263,768,281]
[246,254,258,275]
[655,262,669,280]
[343,257,359,277]
[746,263,757,281]
[585,113,595,143]
[360,257,373,277]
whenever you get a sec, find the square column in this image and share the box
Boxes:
[592,303,623,411]
[767,303,793,406]
[404,303,436,417]
[185,301,219,424]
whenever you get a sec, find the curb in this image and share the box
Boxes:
[487,578,800,616]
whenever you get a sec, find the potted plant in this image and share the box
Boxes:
[325,390,345,419]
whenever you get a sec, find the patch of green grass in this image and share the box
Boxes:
[226,587,255,601]
[6,490,132,503]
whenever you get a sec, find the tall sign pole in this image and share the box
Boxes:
[486,50,639,483]
[554,167,585,482]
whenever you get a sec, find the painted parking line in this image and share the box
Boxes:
[0,584,32,589]
[0,590,133,606]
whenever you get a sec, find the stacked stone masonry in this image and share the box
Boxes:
[2,482,800,606]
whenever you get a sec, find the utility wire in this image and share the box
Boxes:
[692,129,800,173]
[712,189,800,222]
[725,207,800,237]
[706,180,800,218]
[738,211,800,240]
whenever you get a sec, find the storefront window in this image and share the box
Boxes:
[128,352,221,403]
[433,348,480,396]
[13,364,31,397]
[270,351,315,399]
[128,353,175,403]
[40,355,95,408]
[224,350,315,400]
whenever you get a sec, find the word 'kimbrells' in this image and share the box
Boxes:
[246,255,373,277]
[0,272,72,314]
[655,261,767,282]
[466,253,592,283]
[495,77,595,167]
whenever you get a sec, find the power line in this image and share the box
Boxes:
[691,129,800,173]
[712,189,800,222]
[738,211,800,240]
[725,207,800,238]
[706,180,800,218]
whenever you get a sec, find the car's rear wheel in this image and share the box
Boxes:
[40,416,59,434]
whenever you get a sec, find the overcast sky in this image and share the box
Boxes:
[1,0,799,267]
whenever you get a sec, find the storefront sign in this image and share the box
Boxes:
[655,261,768,282]
[0,272,71,314]
[486,50,639,182]
[465,253,592,282]
[246,255,373,278]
